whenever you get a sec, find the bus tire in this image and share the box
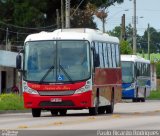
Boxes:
[89,107,98,115]
[59,109,67,116]
[32,109,41,117]
[98,106,106,114]
[132,98,138,102]
[106,89,114,114]
[51,110,58,116]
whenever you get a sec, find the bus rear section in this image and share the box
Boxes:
[16,28,122,117]
[121,55,151,102]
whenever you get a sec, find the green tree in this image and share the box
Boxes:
[120,40,132,54]
[108,26,121,39]
[143,27,160,53]
[0,0,125,46]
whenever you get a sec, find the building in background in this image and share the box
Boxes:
[0,45,19,94]
[151,63,157,90]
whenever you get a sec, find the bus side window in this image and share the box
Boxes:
[93,42,100,67]
[94,53,100,67]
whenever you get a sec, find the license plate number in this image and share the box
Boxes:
[50,98,62,102]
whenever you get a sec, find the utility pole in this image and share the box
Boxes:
[56,9,60,28]
[5,28,8,50]
[61,0,64,29]
[133,0,137,54]
[65,0,70,28]
[148,23,150,60]
[121,14,126,40]
[102,17,105,33]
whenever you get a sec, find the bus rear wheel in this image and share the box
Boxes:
[106,100,114,114]
[32,109,41,117]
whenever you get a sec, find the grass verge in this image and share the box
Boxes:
[148,90,160,100]
[0,93,25,110]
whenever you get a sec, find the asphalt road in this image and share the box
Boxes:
[0,100,160,136]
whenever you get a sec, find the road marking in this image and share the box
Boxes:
[18,125,28,129]
[111,114,121,118]
[88,117,96,120]
[154,110,160,112]
[52,121,63,126]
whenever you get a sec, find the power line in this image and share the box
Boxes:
[0,20,57,30]
[0,27,30,35]
[70,0,85,17]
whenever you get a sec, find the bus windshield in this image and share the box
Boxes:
[121,61,134,83]
[24,40,91,83]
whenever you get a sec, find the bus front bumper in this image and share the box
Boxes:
[122,89,134,99]
[23,91,92,109]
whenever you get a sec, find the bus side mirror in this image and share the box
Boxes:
[16,54,22,70]
[94,54,100,67]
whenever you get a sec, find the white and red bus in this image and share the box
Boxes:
[16,28,122,117]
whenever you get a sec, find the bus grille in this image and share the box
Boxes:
[39,100,75,107]
[38,90,75,96]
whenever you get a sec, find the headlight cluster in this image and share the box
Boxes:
[23,82,39,95]
[74,80,91,94]
[125,83,135,91]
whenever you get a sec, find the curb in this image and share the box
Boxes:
[0,110,31,114]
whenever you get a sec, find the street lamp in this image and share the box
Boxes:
[105,9,129,30]
[43,13,47,30]
[106,9,129,21]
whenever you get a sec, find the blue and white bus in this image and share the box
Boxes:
[121,55,151,102]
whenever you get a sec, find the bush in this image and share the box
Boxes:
[0,93,25,110]
[156,62,160,79]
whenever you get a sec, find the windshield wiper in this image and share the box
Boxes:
[59,64,74,83]
[39,65,54,84]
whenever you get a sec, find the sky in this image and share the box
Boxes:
[95,0,160,36]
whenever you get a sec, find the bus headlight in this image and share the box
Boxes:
[125,83,135,91]
[24,85,39,95]
[75,84,91,94]
[130,83,135,88]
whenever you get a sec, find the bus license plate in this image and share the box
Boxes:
[50,98,62,102]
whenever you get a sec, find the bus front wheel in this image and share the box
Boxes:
[32,109,41,117]
[59,109,67,116]
[89,107,98,115]
[51,110,58,116]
